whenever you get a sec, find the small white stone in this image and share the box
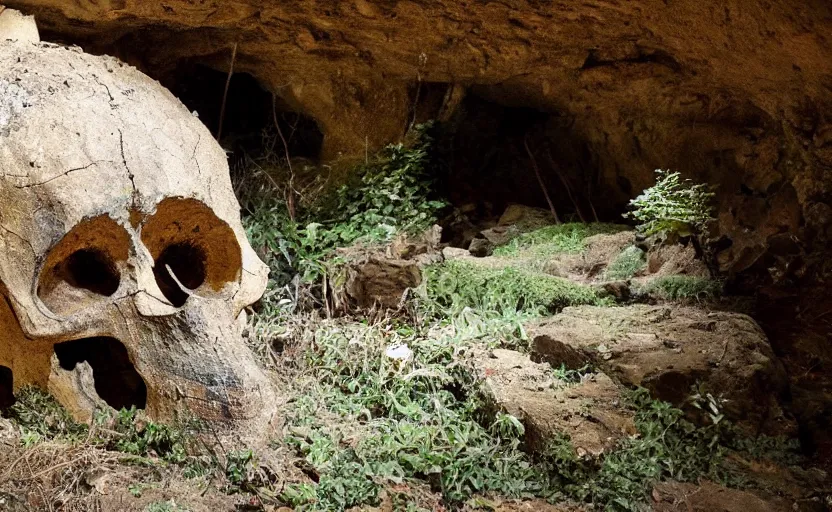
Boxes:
[386,344,413,361]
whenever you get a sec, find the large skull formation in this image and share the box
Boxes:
[0,42,276,435]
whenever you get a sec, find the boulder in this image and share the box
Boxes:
[530,305,793,434]
[473,348,635,456]
[480,204,558,247]
[468,237,495,257]
[498,204,558,230]
[0,7,39,43]
[343,257,422,309]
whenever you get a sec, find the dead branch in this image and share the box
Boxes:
[523,137,560,224]
[217,42,238,141]
[272,93,298,222]
[545,149,585,222]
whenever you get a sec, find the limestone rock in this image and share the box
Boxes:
[530,305,793,434]
[473,348,635,456]
[577,231,635,277]
[498,204,558,230]
[480,204,558,247]
[647,242,710,278]
[47,359,108,423]
[480,225,522,247]
[441,247,470,260]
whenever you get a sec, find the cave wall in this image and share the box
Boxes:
[4,0,832,276]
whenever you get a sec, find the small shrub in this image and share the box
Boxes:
[238,123,446,289]
[604,245,647,280]
[494,223,626,257]
[640,275,722,301]
[98,407,193,464]
[624,169,715,239]
[423,260,603,315]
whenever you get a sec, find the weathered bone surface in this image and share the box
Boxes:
[0,7,39,44]
[0,40,274,437]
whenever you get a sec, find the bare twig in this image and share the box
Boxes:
[272,93,297,221]
[545,150,585,222]
[217,42,238,141]
[523,137,560,224]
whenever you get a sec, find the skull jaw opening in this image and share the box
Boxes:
[44,332,276,438]
[53,337,147,411]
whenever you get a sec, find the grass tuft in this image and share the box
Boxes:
[423,260,605,316]
[604,245,647,280]
[639,275,722,301]
[493,223,626,257]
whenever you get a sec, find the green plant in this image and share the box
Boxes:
[536,389,732,510]
[330,124,446,246]
[282,317,790,512]
[490,413,526,439]
[281,482,319,508]
[3,386,88,443]
[423,260,604,316]
[624,169,715,239]
[639,275,722,301]
[144,500,189,512]
[550,363,594,384]
[281,319,542,510]
[99,407,193,464]
[225,449,258,490]
[494,223,626,257]
[604,246,647,280]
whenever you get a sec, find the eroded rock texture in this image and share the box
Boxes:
[4,1,831,277]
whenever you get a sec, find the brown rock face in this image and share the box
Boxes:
[2,1,831,273]
[343,257,422,309]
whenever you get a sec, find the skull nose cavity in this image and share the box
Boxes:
[37,215,130,316]
[141,198,243,308]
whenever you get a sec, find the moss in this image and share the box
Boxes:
[640,275,722,300]
[424,260,604,315]
[493,223,627,257]
[605,245,647,280]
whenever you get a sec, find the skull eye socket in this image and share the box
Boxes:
[153,242,208,307]
[59,249,121,296]
[141,198,242,307]
[37,216,129,316]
